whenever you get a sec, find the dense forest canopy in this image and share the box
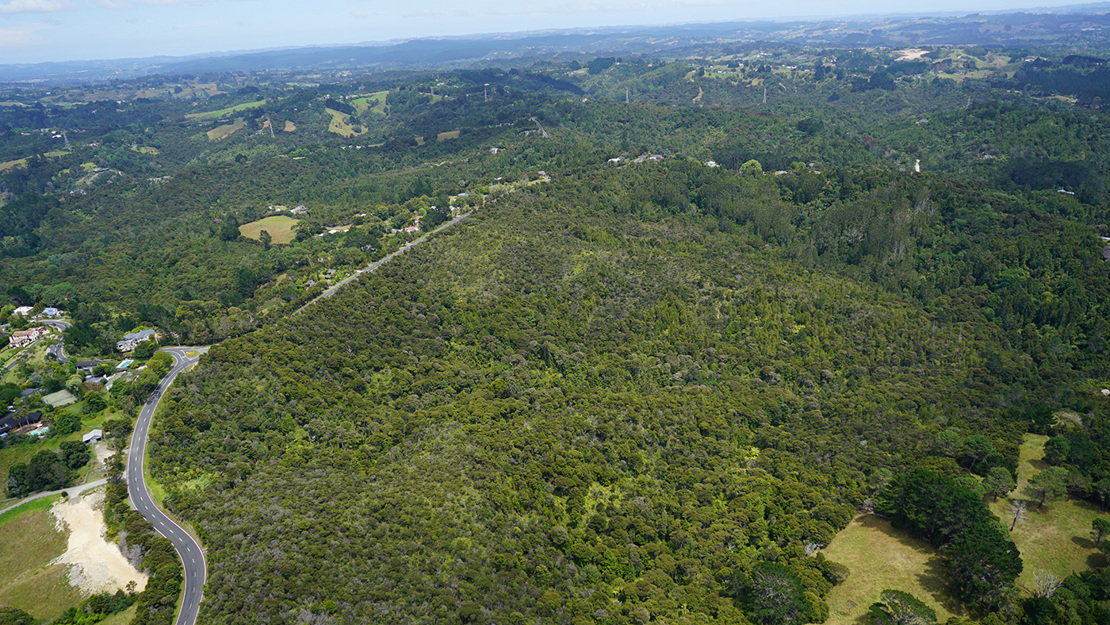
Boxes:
[3,22,1110,625]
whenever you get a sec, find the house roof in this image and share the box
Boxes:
[122,329,157,341]
[0,411,41,435]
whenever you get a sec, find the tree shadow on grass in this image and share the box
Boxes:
[855,515,933,555]
[916,555,965,618]
[1088,552,1109,569]
[1071,536,1095,550]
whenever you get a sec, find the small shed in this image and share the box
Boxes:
[82,429,103,444]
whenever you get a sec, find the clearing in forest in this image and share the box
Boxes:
[326,108,363,137]
[437,130,460,142]
[989,433,1109,589]
[186,100,265,120]
[351,91,388,114]
[284,120,296,132]
[206,120,245,141]
[239,215,301,245]
[822,515,961,625]
[0,496,84,621]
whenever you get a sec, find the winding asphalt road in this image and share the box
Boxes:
[127,346,209,625]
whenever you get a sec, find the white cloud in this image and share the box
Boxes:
[0,0,73,14]
[99,0,136,9]
[0,22,51,47]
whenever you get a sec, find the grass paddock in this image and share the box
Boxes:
[239,215,300,245]
[822,515,961,625]
[989,433,1110,590]
[0,496,84,620]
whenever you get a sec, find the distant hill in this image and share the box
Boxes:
[4,7,1110,83]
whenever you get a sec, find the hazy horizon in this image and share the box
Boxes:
[0,0,1102,66]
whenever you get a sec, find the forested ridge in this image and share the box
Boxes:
[150,161,1108,623]
[3,40,1110,625]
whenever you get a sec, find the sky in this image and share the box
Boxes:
[0,0,1095,65]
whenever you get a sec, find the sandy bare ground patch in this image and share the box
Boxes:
[93,442,113,467]
[51,490,147,595]
[896,48,928,61]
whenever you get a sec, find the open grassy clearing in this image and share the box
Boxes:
[437,130,460,142]
[0,150,70,173]
[822,515,961,625]
[284,120,296,132]
[351,91,388,114]
[186,100,266,120]
[130,146,159,155]
[206,120,245,141]
[239,215,300,245]
[325,108,363,137]
[99,605,137,625]
[0,495,84,621]
[989,433,1109,590]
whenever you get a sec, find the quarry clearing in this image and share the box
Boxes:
[51,489,147,595]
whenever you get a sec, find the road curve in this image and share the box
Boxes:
[127,346,209,625]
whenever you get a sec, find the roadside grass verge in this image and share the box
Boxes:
[989,433,1110,589]
[0,494,84,621]
[822,515,962,625]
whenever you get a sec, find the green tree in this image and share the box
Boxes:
[742,562,815,625]
[868,589,937,625]
[934,428,962,457]
[1024,467,1069,508]
[943,521,1022,609]
[53,412,80,436]
[740,159,763,175]
[960,434,995,471]
[1092,518,1110,548]
[1043,436,1071,466]
[0,607,36,625]
[983,467,1015,502]
[259,229,272,250]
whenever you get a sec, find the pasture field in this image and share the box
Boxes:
[988,434,1109,589]
[351,91,388,114]
[239,215,301,245]
[206,120,245,141]
[0,495,84,621]
[186,100,265,120]
[325,108,363,137]
[437,130,460,142]
[823,515,960,624]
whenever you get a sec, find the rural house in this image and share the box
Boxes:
[116,329,157,352]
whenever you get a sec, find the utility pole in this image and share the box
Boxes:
[484,84,489,102]
[763,86,767,104]
[62,131,70,150]
[625,88,630,103]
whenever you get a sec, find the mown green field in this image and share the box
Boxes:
[0,495,84,621]
[823,515,961,624]
[238,215,301,245]
[186,100,265,120]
